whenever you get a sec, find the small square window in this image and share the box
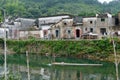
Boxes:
[101,18,105,22]
[64,22,67,25]
[90,28,93,32]
[85,28,87,31]
[90,21,93,24]
[68,30,71,34]
[100,28,106,35]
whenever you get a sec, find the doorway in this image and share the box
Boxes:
[55,30,59,38]
[100,28,106,35]
[76,29,80,38]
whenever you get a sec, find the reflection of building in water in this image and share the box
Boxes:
[40,68,50,80]
[9,65,116,80]
[9,65,51,80]
[51,69,116,80]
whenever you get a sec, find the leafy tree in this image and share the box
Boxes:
[0,0,120,18]
[0,11,3,22]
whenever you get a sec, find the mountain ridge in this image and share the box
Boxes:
[0,0,120,18]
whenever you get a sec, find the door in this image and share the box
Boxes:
[43,30,48,38]
[55,30,59,38]
[100,28,106,35]
[76,29,80,38]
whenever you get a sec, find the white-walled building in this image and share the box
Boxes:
[38,15,71,39]
[82,13,115,39]
[83,17,97,33]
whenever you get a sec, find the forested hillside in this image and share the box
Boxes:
[0,0,120,18]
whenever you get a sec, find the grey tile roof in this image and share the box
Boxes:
[97,13,108,18]
[15,18,36,30]
[38,15,70,25]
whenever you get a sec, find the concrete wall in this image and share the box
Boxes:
[19,30,41,39]
[51,18,76,39]
[82,14,115,39]
[83,17,97,33]
[96,17,114,38]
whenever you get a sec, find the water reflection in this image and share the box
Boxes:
[0,54,119,80]
[5,64,117,80]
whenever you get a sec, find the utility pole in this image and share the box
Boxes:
[1,8,7,80]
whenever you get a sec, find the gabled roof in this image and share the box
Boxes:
[15,18,35,22]
[15,18,35,27]
[96,13,112,18]
[38,15,70,25]
[97,14,108,18]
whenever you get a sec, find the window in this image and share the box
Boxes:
[101,18,105,22]
[44,30,47,35]
[68,30,71,34]
[55,30,59,38]
[85,28,87,31]
[43,30,48,38]
[115,18,119,25]
[68,30,71,38]
[64,22,67,25]
[90,28,93,32]
[90,21,93,24]
[100,28,106,35]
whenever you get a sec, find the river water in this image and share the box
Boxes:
[0,54,119,80]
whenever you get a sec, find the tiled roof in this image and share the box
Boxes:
[97,14,108,18]
[38,15,70,24]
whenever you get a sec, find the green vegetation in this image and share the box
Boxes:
[0,11,3,22]
[0,0,120,18]
[0,38,120,61]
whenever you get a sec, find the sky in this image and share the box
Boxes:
[98,0,113,3]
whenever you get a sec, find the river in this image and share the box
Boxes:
[0,54,119,80]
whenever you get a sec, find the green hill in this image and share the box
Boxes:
[0,0,120,18]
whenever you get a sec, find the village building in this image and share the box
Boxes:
[19,30,41,39]
[0,18,37,39]
[51,18,74,39]
[82,13,115,39]
[37,15,71,39]
[15,18,36,30]
[82,17,97,33]
[15,18,42,39]
[0,18,20,39]
[0,28,9,38]
[73,16,83,39]
[113,12,120,36]
[50,16,83,40]
[96,13,115,38]
[0,13,117,40]
[82,17,98,39]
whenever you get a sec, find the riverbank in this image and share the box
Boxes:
[0,38,120,62]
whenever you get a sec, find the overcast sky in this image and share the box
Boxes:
[98,0,113,3]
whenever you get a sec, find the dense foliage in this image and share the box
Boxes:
[0,39,118,61]
[0,0,120,18]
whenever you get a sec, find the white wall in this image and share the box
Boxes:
[0,28,9,38]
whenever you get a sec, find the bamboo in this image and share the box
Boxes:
[26,51,30,80]
[2,8,7,80]
[112,39,119,80]
[4,26,7,80]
